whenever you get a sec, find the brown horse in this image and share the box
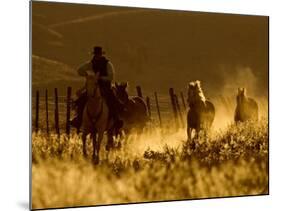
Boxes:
[114,82,149,133]
[187,80,215,141]
[234,88,258,123]
[81,72,114,164]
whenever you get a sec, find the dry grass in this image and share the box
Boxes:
[32,118,268,210]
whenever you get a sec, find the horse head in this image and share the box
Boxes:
[187,80,206,107]
[86,72,100,97]
[236,87,247,106]
[114,82,129,103]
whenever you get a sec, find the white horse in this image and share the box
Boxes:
[187,80,215,142]
[81,72,114,164]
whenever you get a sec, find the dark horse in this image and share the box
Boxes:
[234,88,258,123]
[114,82,149,133]
[187,80,215,141]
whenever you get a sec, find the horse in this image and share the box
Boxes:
[187,80,215,142]
[81,72,114,164]
[114,82,149,134]
[234,88,258,123]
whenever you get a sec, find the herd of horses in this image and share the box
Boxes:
[77,73,259,164]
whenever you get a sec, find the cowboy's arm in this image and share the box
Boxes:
[100,62,115,81]
[77,61,92,76]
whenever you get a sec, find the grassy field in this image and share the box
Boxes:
[31,117,268,210]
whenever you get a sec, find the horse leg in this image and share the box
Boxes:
[190,127,200,150]
[93,132,103,165]
[106,129,114,151]
[187,126,191,141]
[82,133,87,158]
[195,128,200,139]
[91,132,97,162]
[188,128,196,150]
[204,124,211,139]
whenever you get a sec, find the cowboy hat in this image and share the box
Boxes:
[92,46,105,55]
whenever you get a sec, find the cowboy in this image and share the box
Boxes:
[71,46,124,132]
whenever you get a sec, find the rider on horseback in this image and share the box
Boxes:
[71,46,124,132]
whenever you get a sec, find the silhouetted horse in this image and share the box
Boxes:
[114,82,149,133]
[81,72,114,164]
[234,88,258,123]
[187,80,215,141]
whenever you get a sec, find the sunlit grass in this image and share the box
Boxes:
[32,118,268,209]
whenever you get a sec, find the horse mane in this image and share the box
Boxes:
[195,81,207,102]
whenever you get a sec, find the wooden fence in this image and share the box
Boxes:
[32,85,237,134]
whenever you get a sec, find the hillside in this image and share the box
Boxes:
[32,55,83,95]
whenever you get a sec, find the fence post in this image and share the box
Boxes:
[154,92,162,128]
[146,96,151,118]
[174,94,184,127]
[35,90,39,133]
[136,86,143,98]
[180,91,187,111]
[169,88,179,127]
[54,88,60,136]
[45,89,49,134]
[66,86,72,136]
